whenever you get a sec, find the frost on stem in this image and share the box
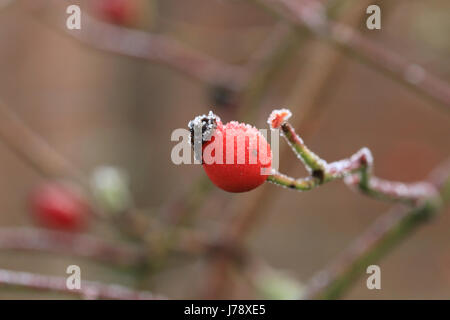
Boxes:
[266,109,438,205]
[326,147,374,181]
[269,109,326,173]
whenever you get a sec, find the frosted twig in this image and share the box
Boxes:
[67,14,247,88]
[27,0,311,112]
[253,0,450,110]
[25,0,248,90]
[0,268,166,300]
[267,109,438,205]
[0,227,145,267]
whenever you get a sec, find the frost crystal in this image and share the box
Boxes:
[267,109,292,129]
[188,111,221,146]
[352,147,374,167]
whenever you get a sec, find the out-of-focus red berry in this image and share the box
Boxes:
[96,0,137,26]
[29,183,90,231]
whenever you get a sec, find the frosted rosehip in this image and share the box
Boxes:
[29,182,90,231]
[188,112,272,193]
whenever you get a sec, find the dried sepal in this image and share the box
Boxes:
[267,108,292,130]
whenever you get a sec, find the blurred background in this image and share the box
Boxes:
[0,0,449,299]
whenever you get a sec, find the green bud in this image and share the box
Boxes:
[254,268,304,300]
[90,166,133,215]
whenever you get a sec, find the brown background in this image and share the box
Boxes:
[0,0,449,299]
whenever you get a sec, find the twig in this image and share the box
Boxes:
[119,207,244,259]
[245,23,293,73]
[0,99,111,221]
[25,0,248,90]
[267,109,438,205]
[303,160,450,299]
[0,100,88,186]
[0,227,145,267]
[253,0,450,110]
[0,268,166,300]
[27,0,310,113]
[69,15,247,88]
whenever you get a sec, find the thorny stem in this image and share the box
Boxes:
[267,113,438,205]
[303,161,450,299]
[0,268,166,300]
[0,227,145,267]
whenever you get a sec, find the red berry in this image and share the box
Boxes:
[189,112,272,193]
[29,183,90,231]
[96,0,137,26]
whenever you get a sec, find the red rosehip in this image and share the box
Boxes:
[95,0,137,26]
[29,182,90,231]
[189,112,272,193]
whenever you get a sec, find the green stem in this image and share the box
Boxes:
[269,111,438,205]
[280,122,327,172]
[267,171,320,191]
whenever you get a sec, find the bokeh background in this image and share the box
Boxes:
[0,0,449,299]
